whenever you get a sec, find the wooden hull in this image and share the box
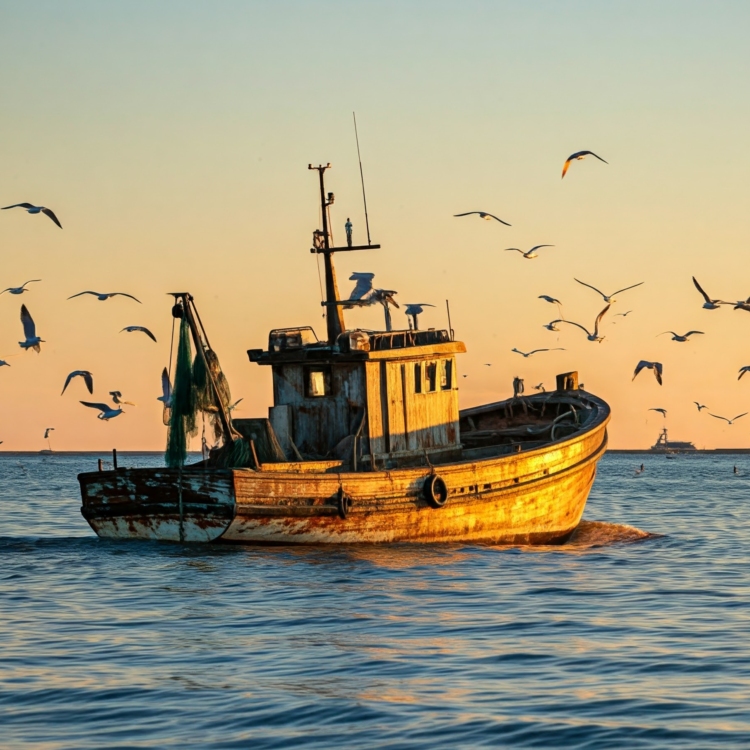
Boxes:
[78,392,609,545]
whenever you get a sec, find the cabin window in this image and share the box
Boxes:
[425,361,437,392]
[304,366,331,397]
[414,363,422,393]
[441,359,453,390]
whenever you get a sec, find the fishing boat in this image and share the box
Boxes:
[78,163,611,544]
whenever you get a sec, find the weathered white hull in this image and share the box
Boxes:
[79,392,609,545]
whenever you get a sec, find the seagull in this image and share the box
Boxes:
[0,359,10,367]
[405,303,434,330]
[18,305,44,352]
[504,245,553,259]
[561,151,608,179]
[694,402,708,411]
[533,383,546,392]
[692,277,727,310]
[659,330,704,342]
[44,428,54,439]
[633,360,663,385]
[120,326,157,342]
[69,291,141,303]
[649,408,668,418]
[2,203,62,228]
[708,412,748,426]
[511,347,565,358]
[453,211,511,226]
[574,279,644,303]
[538,295,562,305]
[1,280,41,295]
[110,391,136,406]
[344,272,375,307]
[542,321,561,332]
[61,370,93,395]
[157,367,172,407]
[551,304,611,343]
[228,398,243,412]
[614,310,633,317]
[634,463,645,476]
[731,297,750,312]
[80,402,124,420]
[738,367,750,381]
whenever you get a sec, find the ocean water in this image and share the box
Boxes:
[1,452,749,749]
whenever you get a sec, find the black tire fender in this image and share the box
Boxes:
[424,474,449,508]
[337,487,353,519]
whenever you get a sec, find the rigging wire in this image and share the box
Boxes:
[353,112,372,245]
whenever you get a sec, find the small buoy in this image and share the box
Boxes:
[336,487,353,519]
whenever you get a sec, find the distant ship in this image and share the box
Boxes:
[650,427,696,454]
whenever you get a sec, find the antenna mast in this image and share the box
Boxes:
[353,112,372,246]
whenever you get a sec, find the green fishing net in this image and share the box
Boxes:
[165,317,198,468]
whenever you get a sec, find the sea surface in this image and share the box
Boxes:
[1,452,749,749]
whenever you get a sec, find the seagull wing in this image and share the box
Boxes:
[112,293,142,303]
[21,280,42,287]
[574,278,607,299]
[61,372,75,395]
[20,305,36,339]
[80,401,111,412]
[83,371,94,394]
[161,367,172,401]
[504,248,524,254]
[2,203,36,209]
[453,212,480,217]
[593,304,611,336]
[738,368,750,380]
[580,150,608,164]
[41,208,62,228]
[529,245,554,253]
[692,276,712,304]
[482,213,511,226]
[610,281,644,296]
[121,326,157,342]
[653,362,663,385]
[347,273,374,302]
[559,320,592,337]
[68,291,99,300]
[633,360,651,380]
[733,413,749,422]
[684,331,704,337]
[708,413,730,423]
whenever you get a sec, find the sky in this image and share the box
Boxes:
[2,0,750,450]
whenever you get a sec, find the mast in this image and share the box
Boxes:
[309,164,345,343]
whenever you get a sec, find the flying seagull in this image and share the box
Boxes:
[709,412,748,426]
[2,203,62,228]
[738,367,750,381]
[533,383,546,392]
[731,296,750,312]
[19,305,44,352]
[614,310,633,318]
[120,326,157,342]
[69,291,141,303]
[694,401,708,411]
[511,347,565,358]
[1,280,41,295]
[543,321,561,332]
[44,427,54,439]
[157,367,172,407]
[649,408,667,418]
[80,401,124,421]
[228,398,244,412]
[633,360,663,385]
[574,279,644,303]
[561,151,608,179]
[551,304,611,343]
[110,391,136,406]
[453,211,511,226]
[505,245,553,259]
[692,277,726,310]
[61,370,93,395]
[538,295,562,305]
[659,330,704,342]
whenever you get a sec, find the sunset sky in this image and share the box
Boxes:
[2,1,750,450]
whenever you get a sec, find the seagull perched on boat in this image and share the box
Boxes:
[405,303,434,330]
[709,412,748,426]
[110,391,136,406]
[561,150,608,179]
[80,401,124,420]
[633,360,663,385]
[659,330,704,342]
[649,408,667,418]
[120,325,157,342]
[738,367,750,380]
[157,367,172,407]
[551,304,610,343]
[505,245,553,259]
[511,347,565,358]
[1,280,41,295]
[2,203,62,228]
[453,211,511,226]
[692,277,726,310]
[69,291,141,303]
[694,401,708,411]
[61,370,93,395]
[574,279,644,303]
[18,305,44,352]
